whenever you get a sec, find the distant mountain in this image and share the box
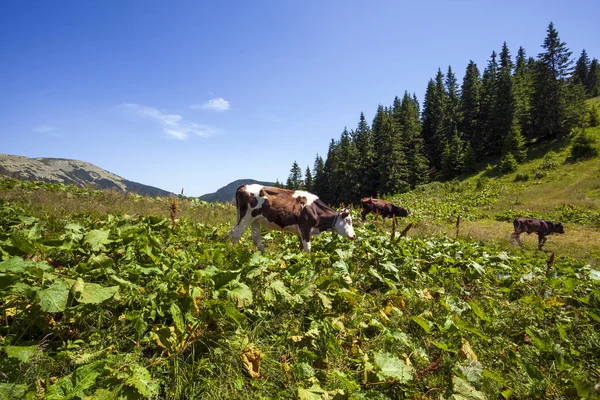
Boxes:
[0,154,173,197]
[199,179,276,203]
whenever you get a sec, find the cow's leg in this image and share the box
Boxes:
[361,210,368,222]
[511,232,523,247]
[538,234,547,250]
[301,238,311,253]
[228,214,254,244]
[250,222,265,253]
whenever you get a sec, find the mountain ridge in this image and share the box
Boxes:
[0,153,173,197]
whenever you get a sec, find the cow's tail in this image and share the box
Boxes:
[234,185,245,225]
[513,219,521,233]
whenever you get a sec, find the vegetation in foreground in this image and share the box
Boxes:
[0,175,599,399]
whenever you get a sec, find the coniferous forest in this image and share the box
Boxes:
[284,22,600,205]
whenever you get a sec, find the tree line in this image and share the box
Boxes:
[281,23,600,205]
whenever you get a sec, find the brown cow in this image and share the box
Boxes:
[511,217,565,250]
[228,184,356,253]
[360,197,410,222]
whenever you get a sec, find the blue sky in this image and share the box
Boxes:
[2,1,599,196]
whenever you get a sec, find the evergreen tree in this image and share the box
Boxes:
[531,22,574,140]
[480,51,499,157]
[335,128,355,202]
[513,47,534,139]
[422,70,448,169]
[502,124,527,162]
[445,66,462,141]
[441,131,466,179]
[322,140,339,204]
[490,42,516,157]
[463,144,477,174]
[312,154,325,197]
[460,60,482,147]
[587,58,599,97]
[353,112,376,198]
[375,109,409,195]
[573,49,590,88]
[397,92,429,188]
[286,161,303,190]
[304,166,313,192]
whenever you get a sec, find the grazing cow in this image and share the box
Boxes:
[511,217,565,250]
[360,197,410,222]
[228,184,356,253]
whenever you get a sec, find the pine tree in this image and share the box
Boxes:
[513,47,534,139]
[460,60,482,148]
[587,58,599,97]
[531,22,574,140]
[312,154,325,197]
[502,124,527,162]
[490,42,516,157]
[441,131,466,179]
[304,166,313,192]
[397,92,428,188]
[463,144,477,173]
[480,51,499,157]
[353,112,376,198]
[573,49,590,88]
[445,66,462,142]
[286,161,303,190]
[322,140,339,204]
[422,70,448,169]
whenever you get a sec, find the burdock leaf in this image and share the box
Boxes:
[36,280,70,312]
[373,351,414,383]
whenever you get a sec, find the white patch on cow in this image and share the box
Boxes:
[244,184,267,210]
[333,213,356,239]
[292,190,319,206]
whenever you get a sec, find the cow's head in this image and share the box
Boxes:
[554,222,565,234]
[333,209,356,240]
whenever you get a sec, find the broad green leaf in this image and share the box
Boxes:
[293,362,315,380]
[411,316,432,334]
[77,283,119,304]
[71,361,105,398]
[0,383,27,399]
[373,351,414,383]
[4,345,38,363]
[332,370,360,392]
[454,360,483,387]
[9,234,36,254]
[125,364,158,398]
[0,257,27,273]
[88,254,114,270]
[298,383,326,400]
[525,327,553,352]
[453,315,487,339]
[36,280,70,312]
[317,292,332,309]
[450,376,487,400]
[169,303,185,333]
[220,280,253,308]
[265,279,293,302]
[84,229,111,251]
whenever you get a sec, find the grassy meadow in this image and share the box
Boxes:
[0,122,599,399]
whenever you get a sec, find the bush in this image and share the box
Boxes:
[514,173,529,182]
[540,151,559,170]
[500,154,518,174]
[570,131,598,160]
[533,170,548,179]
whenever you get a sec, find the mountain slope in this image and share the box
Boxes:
[199,179,276,203]
[0,154,172,197]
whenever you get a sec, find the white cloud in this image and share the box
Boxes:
[121,103,215,140]
[33,124,55,133]
[191,97,230,112]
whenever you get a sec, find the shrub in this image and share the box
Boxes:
[540,151,559,170]
[500,154,518,174]
[588,106,599,127]
[570,131,598,160]
[533,170,548,179]
[514,173,529,182]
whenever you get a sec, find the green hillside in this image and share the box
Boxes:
[0,122,599,399]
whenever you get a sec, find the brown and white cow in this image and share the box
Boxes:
[360,197,410,222]
[510,217,565,250]
[228,184,356,253]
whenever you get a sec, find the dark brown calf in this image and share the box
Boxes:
[511,217,565,250]
[360,197,410,222]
